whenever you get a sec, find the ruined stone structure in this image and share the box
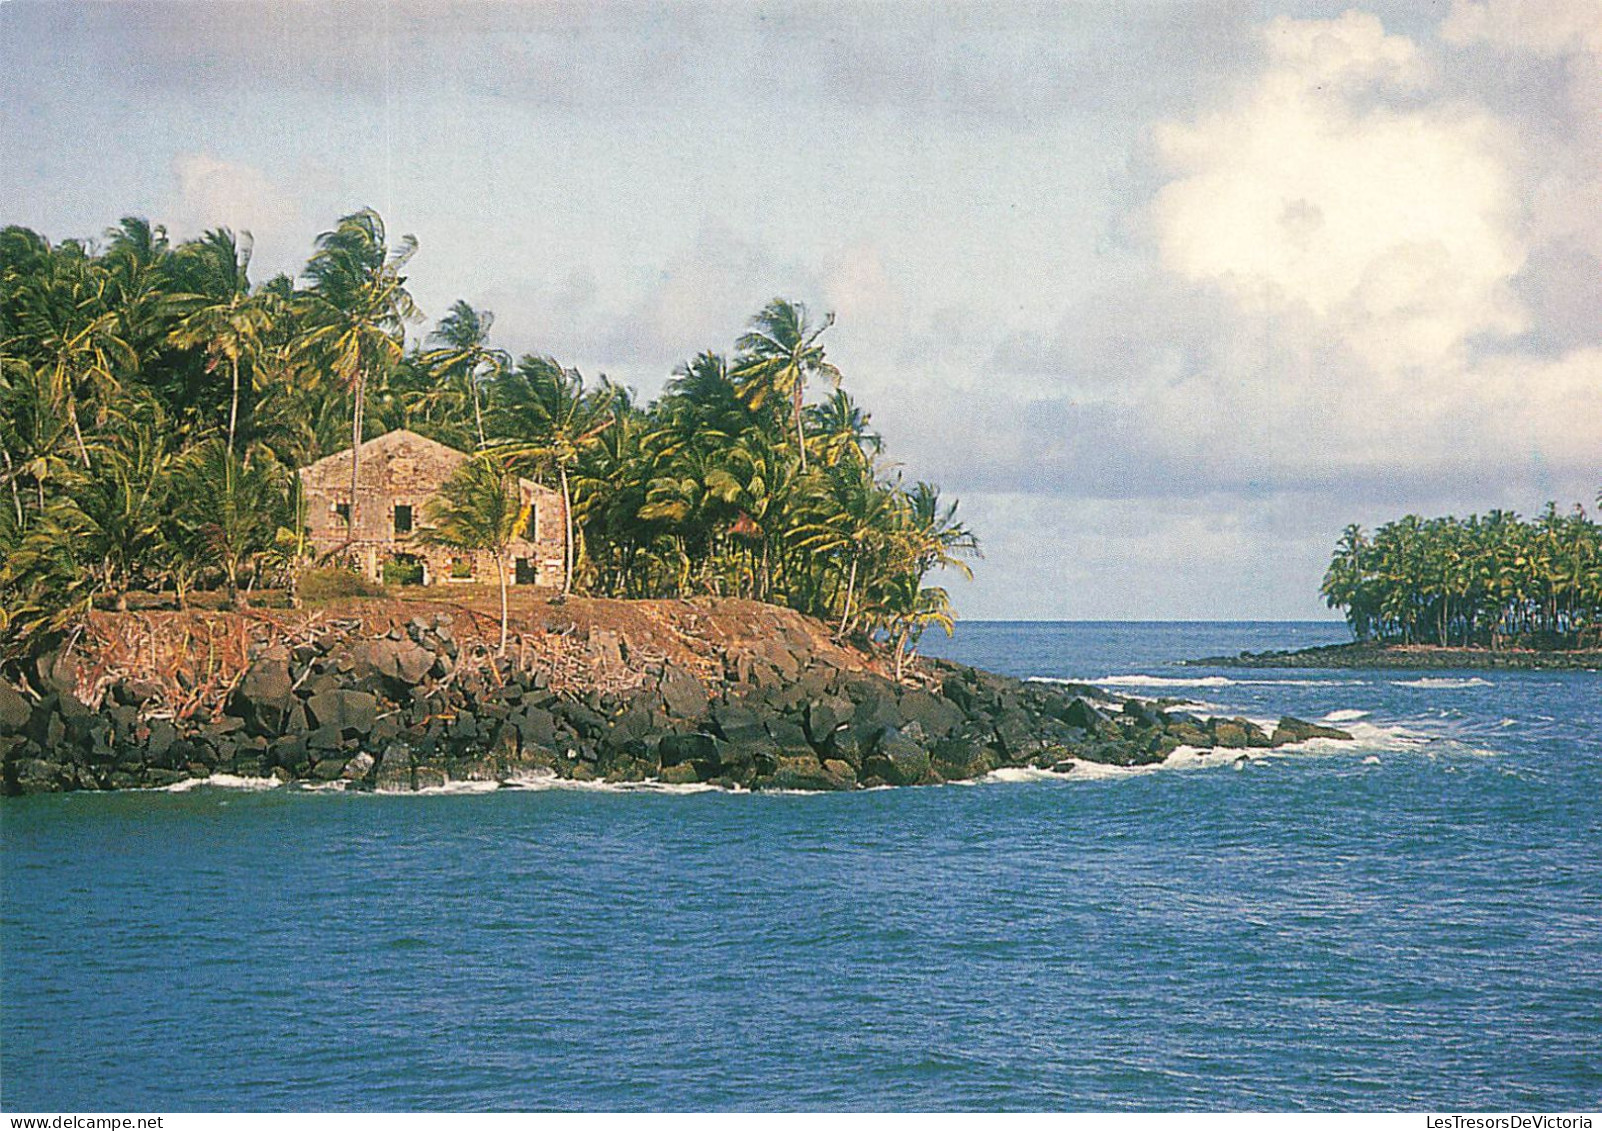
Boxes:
[297,429,566,588]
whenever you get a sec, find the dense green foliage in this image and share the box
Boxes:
[1321,503,1602,649]
[1,210,978,668]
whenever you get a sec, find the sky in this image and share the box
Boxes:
[2,0,1599,620]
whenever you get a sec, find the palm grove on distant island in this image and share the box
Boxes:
[1321,505,1602,650]
[0,210,979,675]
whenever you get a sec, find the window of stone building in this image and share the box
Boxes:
[334,501,350,525]
[523,504,539,541]
[394,504,413,534]
[450,557,473,579]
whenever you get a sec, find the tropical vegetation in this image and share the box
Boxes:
[1321,503,1602,649]
[0,210,979,673]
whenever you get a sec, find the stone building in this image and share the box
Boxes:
[297,429,566,588]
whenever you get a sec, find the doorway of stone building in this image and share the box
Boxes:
[383,553,427,586]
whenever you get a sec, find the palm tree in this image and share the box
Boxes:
[420,300,507,450]
[793,464,898,637]
[167,229,274,459]
[732,298,842,472]
[869,576,955,682]
[297,208,419,545]
[8,244,136,467]
[899,480,980,580]
[418,454,521,654]
[809,388,881,469]
[170,439,291,610]
[490,356,613,595]
[42,412,172,611]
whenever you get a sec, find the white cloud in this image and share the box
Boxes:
[1151,11,1525,374]
[1135,10,1600,504]
[167,153,306,279]
[1442,0,1602,56]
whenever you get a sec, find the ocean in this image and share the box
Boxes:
[3,622,1599,1111]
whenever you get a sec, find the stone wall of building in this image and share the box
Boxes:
[298,430,566,587]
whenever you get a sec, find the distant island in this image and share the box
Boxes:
[1196,505,1602,671]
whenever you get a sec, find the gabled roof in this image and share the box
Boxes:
[297,428,559,499]
[298,429,469,476]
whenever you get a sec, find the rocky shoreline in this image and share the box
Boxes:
[1193,641,1602,671]
[1,601,1354,796]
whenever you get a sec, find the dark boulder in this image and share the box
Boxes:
[1122,699,1167,729]
[804,697,850,746]
[851,690,903,737]
[1210,719,1249,749]
[991,707,1036,760]
[234,649,294,733]
[659,732,721,768]
[764,716,814,755]
[898,690,965,740]
[0,682,30,734]
[352,637,436,686]
[710,703,768,746]
[862,727,931,787]
[112,678,164,708]
[1270,716,1354,746]
[756,755,856,792]
[931,731,997,781]
[659,667,708,720]
[511,706,559,750]
[305,690,378,737]
[1060,697,1109,733]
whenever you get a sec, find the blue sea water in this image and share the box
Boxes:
[2,621,1599,1112]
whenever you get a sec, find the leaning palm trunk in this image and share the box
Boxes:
[794,384,808,471]
[68,397,90,468]
[559,462,574,595]
[494,552,508,655]
[347,375,364,549]
[227,356,241,458]
[838,554,858,638]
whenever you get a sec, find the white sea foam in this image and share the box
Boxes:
[1363,756,1382,765]
[413,780,503,796]
[1084,674,1366,689]
[1323,709,1370,722]
[499,770,722,795]
[162,774,282,792]
[1390,677,1493,689]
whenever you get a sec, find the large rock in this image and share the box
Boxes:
[1211,719,1249,749]
[304,690,378,737]
[764,716,814,755]
[931,731,997,781]
[0,682,31,734]
[373,744,415,792]
[862,728,931,787]
[898,690,965,740]
[804,697,850,746]
[1271,716,1354,746]
[756,755,857,792]
[851,689,903,737]
[352,638,435,686]
[234,650,294,733]
[659,667,708,720]
[659,732,721,768]
[710,703,768,746]
[511,706,559,750]
[1060,697,1109,733]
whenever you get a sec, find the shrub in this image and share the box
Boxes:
[299,567,383,602]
